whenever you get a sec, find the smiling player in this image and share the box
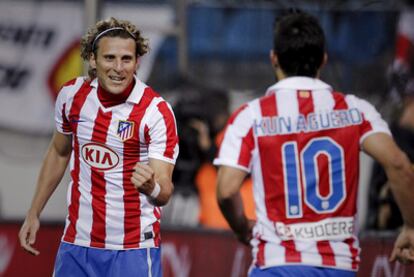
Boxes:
[19,17,179,277]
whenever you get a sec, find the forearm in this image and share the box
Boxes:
[29,155,68,216]
[385,153,414,227]
[28,137,71,216]
[216,166,251,242]
[218,192,250,237]
[151,175,173,206]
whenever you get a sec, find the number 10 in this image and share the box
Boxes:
[282,137,346,218]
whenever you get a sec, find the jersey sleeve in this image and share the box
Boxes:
[346,94,391,145]
[146,100,179,164]
[213,104,255,172]
[55,84,72,135]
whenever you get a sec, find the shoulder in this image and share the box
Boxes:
[57,77,90,99]
[343,93,377,112]
[142,85,161,100]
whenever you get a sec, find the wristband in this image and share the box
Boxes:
[150,182,161,199]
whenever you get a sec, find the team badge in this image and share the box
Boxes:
[117,120,135,141]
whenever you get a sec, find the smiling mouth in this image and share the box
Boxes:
[109,76,125,83]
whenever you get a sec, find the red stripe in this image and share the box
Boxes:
[395,34,413,62]
[261,94,277,116]
[157,101,178,159]
[332,92,348,110]
[89,109,112,248]
[317,241,336,266]
[256,237,266,266]
[333,91,359,216]
[360,113,373,136]
[122,89,156,248]
[345,237,359,270]
[144,125,150,145]
[257,94,283,221]
[61,103,71,133]
[282,240,301,263]
[237,127,254,167]
[295,91,316,222]
[153,207,161,247]
[63,80,92,243]
[296,90,314,117]
[228,104,248,125]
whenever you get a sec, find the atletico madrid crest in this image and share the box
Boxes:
[117,120,135,141]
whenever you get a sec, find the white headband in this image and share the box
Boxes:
[92,27,136,50]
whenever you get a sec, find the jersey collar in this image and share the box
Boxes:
[90,76,147,105]
[266,77,332,96]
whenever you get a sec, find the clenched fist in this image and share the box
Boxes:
[131,163,156,196]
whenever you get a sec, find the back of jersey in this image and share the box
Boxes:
[214,77,390,271]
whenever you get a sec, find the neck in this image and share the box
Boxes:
[97,79,135,108]
[275,69,320,81]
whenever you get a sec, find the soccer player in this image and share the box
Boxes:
[18,17,178,276]
[215,11,414,276]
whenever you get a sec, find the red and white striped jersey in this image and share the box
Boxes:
[54,76,179,250]
[214,77,390,271]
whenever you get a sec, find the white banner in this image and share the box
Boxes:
[0,1,173,133]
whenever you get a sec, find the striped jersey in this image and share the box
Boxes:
[55,76,179,250]
[213,77,391,271]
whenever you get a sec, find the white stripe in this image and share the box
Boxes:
[295,240,322,266]
[147,248,153,277]
[276,89,299,118]
[264,238,285,265]
[104,106,133,247]
[312,89,335,113]
[74,90,99,245]
[331,239,353,269]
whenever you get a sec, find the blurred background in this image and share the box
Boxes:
[1,0,414,276]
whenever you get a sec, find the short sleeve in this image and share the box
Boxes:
[55,87,72,134]
[346,95,391,144]
[213,104,255,172]
[146,100,179,164]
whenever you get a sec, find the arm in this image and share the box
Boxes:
[19,131,72,255]
[216,165,254,245]
[363,133,414,264]
[131,158,174,206]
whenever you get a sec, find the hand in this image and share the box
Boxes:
[390,225,414,265]
[131,163,155,196]
[188,119,211,151]
[19,214,40,256]
[236,219,255,246]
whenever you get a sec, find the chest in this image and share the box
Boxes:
[69,97,150,167]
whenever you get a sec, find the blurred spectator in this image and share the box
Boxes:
[191,90,256,229]
[196,132,256,229]
[168,84,256,229]
[368,3,414,230]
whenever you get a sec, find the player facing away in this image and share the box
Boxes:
[19,17,179,276]
[215,11,414,276]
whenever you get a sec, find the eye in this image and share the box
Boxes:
[122,56,133,62]
[103,55,115,61]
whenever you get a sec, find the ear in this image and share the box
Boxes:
[270,50,279,69]
[322,52,328,67]
[89,53,97,69]
[135,57,140,71]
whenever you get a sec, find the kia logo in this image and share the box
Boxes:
[81,143,119,170]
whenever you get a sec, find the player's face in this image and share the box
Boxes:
[90,36,138,94]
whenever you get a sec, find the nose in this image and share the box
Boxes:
[114,59,123,72]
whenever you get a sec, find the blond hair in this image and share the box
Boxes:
[80,17,149,78]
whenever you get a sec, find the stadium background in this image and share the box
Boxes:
[0,0,413,276]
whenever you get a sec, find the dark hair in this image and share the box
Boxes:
[273,12,325,77]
